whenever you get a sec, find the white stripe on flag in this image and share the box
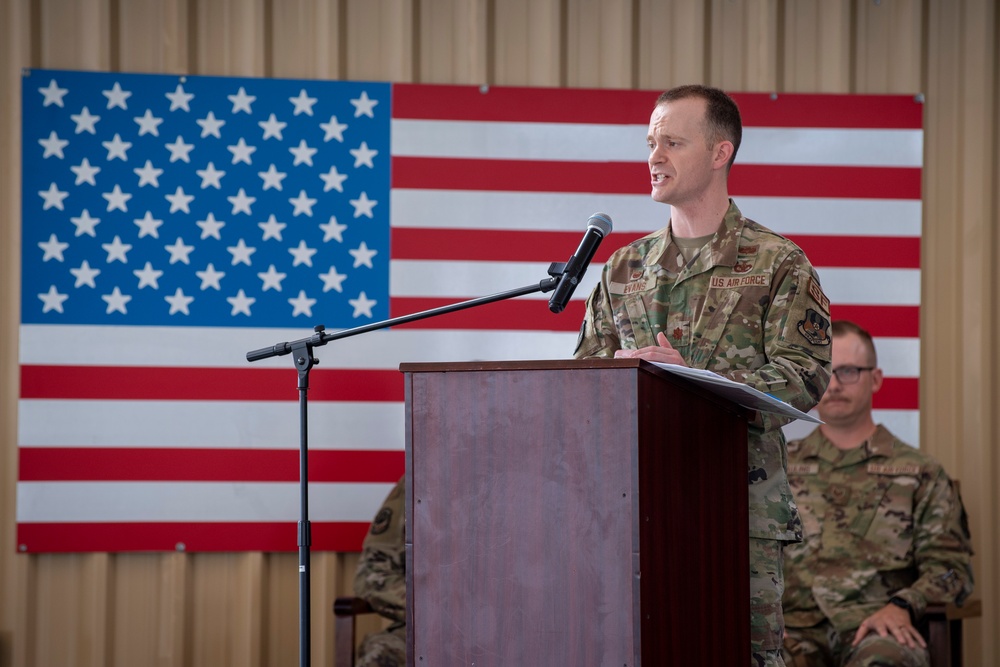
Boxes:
[16,481,396,522]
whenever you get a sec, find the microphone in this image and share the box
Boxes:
[548,212,613,313]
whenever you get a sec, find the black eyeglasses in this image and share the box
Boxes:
[831,365,875,384]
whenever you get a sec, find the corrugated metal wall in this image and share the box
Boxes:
[1,0,996,665]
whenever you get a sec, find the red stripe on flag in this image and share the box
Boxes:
[20,366,405,401]
[872,377,918,410]
[19,448,404,482]
[16,521,370,553]
[389,297,585,332]
[392,84,923,129]
[729,165,921,199]
[392,157,921,199]
[785,235,920,269]
[828,305,920,338]
[393,228,919,268]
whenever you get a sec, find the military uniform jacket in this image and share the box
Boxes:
[353,476,406,626]
[574,201,832,541]
[783,425,974,632]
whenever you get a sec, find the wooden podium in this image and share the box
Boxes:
[401,358,750,666]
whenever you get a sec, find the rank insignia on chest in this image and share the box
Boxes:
[732,260,754,274]
[827,484,851,506]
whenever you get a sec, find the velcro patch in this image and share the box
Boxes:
[709,274,769,288]
[807,276,830,312]
[797,308,831,346]
[788,463,819,475]
[609,275,656,295]
[867,463,921,476]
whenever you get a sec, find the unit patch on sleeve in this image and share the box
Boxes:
[797,308,831,346]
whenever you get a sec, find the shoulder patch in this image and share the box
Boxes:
[807,276,830,312]
[370,507,393,535]
[867,463,922,476]
[797,308,831,346]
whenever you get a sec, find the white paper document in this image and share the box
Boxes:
[650,362,823,424]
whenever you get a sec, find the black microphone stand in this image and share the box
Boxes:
[245,262,567,667]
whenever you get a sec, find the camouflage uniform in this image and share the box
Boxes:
[574,200,832,666]
[782,425,974,667]
[353,477,406,667]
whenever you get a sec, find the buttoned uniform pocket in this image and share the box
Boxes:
[848,476,917,567]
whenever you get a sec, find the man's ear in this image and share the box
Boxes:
[713,140,734,171]
[870,367,885,393]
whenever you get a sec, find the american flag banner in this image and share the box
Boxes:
[19,68,922,552]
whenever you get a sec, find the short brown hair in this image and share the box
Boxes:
[831,320,878,366]
[656,85,742,169]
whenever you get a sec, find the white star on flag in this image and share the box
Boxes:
[134,160,164,187]
[228,138,256,164]
[71,107,100,134]
[101,286,132,313]
[228,87,256,114]
[70,260,101,288]
[227,239,256,265]
[289,90,318,116]
[258,164,287,190]
[38,234,70,261]
[288,240,318,267]
[38,79,68,107]
[165,238,195,265]
[166,84,195,112]
[319,266,347,292]
[289,190,317,216]
[102,235,133,263]
[38,285,70,312]
[71,158,101,185]
[226,289,255,315]
[102,82,132,110]
[289,140,317,166]
[350,91,378,118]
[320,166,348,192]
[288,290,317,316]
[258,264,287,291]
[349,241,377,268]
[350,141,378,168]
[320,115,348,142]
[196,213,226,240]
[348,291,377,317]
[320,217,348,242]
[166,136,195,163]
[165,187,194,213]
[133,262,164,288]
[350,191,377,218]
[165,288,195,315]
[102,184,132,212]
[134,109,164,136]
[228,188,256,215]
[39,131,69,159]
[134,211,164,238]
[196,264,225,290]
[70,209,101,237]
[196,162,226,189]
[196,111,226,138]
[259,114,287,140]
[102,133,132,161]
[39,183,69,210]
[258,215,286,240]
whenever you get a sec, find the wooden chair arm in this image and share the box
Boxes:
[334,597,376,667]
[924,598,981,667]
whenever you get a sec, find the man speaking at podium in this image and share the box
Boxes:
[574,84,833,667]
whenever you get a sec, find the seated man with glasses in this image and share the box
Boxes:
[781,320,974,667]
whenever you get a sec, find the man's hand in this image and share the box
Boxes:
[614,331,688,366]
[851,603,926,649]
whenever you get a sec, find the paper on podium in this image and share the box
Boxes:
[650,362,823,424]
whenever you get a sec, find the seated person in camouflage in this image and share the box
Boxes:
[353,476,405,667]
[782,320,974,667]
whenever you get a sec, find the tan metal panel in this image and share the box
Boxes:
[854,0,923,93]
[343,0,415,82]
[635,0,708,90]
[564,0,634,88]
[0,2,30,666]
[491,0,562,86]
[268,0,344,79]
[191,0,266,76]
[417,0,489,84]
[780,0,851,92]
[37,0,112,70]
[710,0,781,91]
[116,0,192,74]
